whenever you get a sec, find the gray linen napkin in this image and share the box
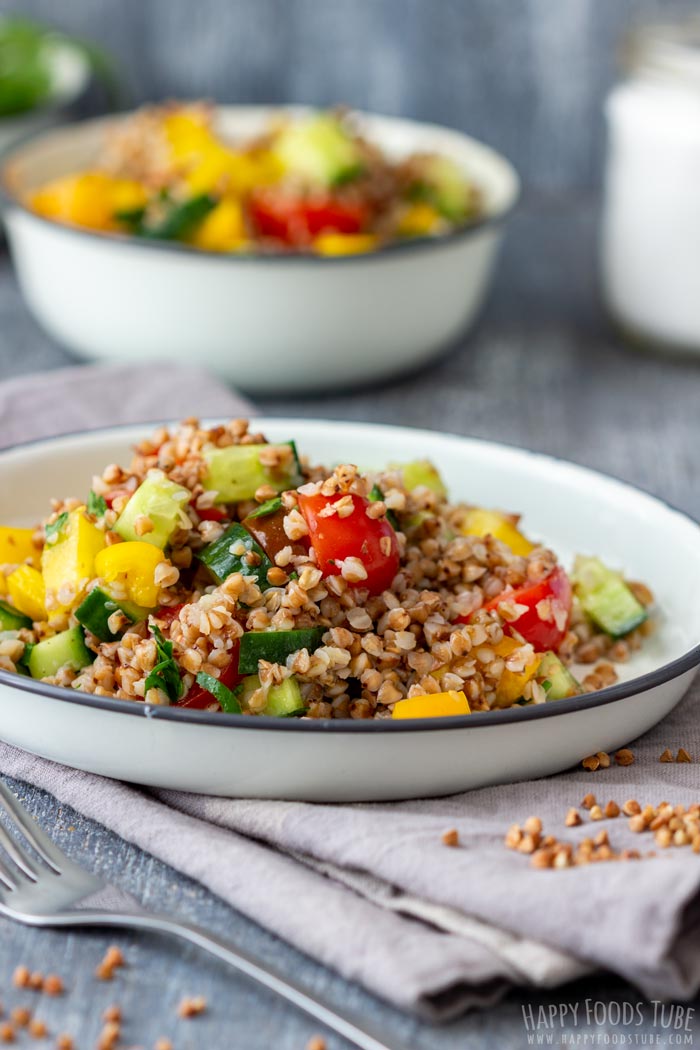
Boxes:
[1,364,700,1020]
[0,362,253,450]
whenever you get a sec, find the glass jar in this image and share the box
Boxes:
[602,20,700,354]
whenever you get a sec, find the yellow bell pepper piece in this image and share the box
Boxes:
[164,110,282,198]
[31,172,147,232]
[0,527,38,596]
[94,542,165,608]
[189,147,282,198]
[163,108,215,155]
[111,178,149,215]
[392,690,471,719]
[397,202,442,237]
[188,199,246,252]
[42,509,106,612]
[313,233,380,256]
[461,508,535,557]
[494,637,541,705]
[7,565,46,622]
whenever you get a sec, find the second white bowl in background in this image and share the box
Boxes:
[0,106,519,393]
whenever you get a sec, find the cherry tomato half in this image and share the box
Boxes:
[297,492,399,596]
[474,566,573,651]
[177,641,242,710]
[250,188,368,246]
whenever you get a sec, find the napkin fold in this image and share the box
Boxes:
[1,363,700,1021]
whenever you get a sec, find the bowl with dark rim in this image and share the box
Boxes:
[0,418,698,801]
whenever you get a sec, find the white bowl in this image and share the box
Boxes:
[0,37,90,157]
[0,107,519,393]
[0,419,698,802]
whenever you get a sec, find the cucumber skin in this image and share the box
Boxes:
[75,587,133,642]
[28,626,93,680]
[199,523,274,589]
[239,628,325,675]
[0,599,31,631]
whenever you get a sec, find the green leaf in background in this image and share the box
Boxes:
[0,17,52,116]
[0,15,123,119]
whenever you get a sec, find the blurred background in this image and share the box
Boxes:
[2,0,698,331]
[3,0,692,190]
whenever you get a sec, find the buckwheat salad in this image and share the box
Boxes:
[0,419,654,720]
[28,104,481,256]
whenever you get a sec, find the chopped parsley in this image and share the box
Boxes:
[87,490,107,517]
[144,623,183,703]
[44,512,68,542]
[247,496,283,520]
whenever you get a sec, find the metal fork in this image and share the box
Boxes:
[0,780,402,1050]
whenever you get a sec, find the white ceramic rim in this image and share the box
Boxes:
[0,104,520,265]
[0,420,699,734]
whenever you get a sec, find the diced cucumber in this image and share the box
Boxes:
[538,651,581,700]
[199,523,274,589]
[28,626,93,680]
[202,444,302,504]
[75,586,135,642]
[238,627,325,674]
[572,556,647,638]
[0,599,31,631]
[114,470,191,549]
[274,113,362,187]
[236,673,306,717]
[411,156,474,222]
[393,460,447,497]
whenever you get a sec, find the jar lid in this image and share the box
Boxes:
[623,19,700,88]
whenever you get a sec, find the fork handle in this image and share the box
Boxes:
[79,910,402,1050]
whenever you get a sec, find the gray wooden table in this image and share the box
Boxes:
[0,198,699,1048]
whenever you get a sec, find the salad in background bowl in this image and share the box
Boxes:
[0,104,519,392]
[26,103,483,255]
[0,418,697,801]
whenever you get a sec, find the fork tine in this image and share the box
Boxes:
[0,782,63,874]
[0,854,18,891]
[0,821,39,880]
